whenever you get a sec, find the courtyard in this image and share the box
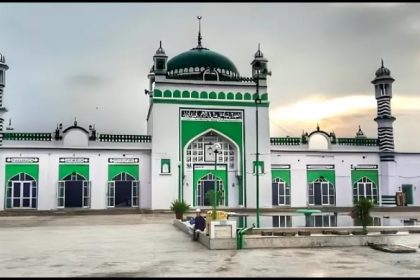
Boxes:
[1,214,420,277]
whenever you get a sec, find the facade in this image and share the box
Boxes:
[1,29,420,211]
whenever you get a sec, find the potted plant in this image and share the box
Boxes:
[351,197,374,235]
[170,199,190,220]
[206,189,223,220]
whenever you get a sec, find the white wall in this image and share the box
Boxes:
[0,148,151,211]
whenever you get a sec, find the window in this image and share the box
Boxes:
[353,177,378,204]
[186,132,235,169]
[308,178,335,206]
[272,178,290,206]
[6,173,37,209]
[272,216,292,227]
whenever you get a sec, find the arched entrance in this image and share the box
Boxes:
[353,176,378,204]
[197,173,224,206]
[107,172,139,208]
[6,173,37,209]
[185,130,238,207]
[308,178,335,206]
[57,173,91,208]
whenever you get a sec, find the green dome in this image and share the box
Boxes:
[167,48,240,76]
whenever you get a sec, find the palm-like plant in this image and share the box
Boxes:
[352,198,374,235]
[170,199,190,220]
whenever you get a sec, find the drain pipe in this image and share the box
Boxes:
[237,223,255,250]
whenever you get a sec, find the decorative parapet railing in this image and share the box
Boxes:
[2,132,52,141]
[270,137,379,147]
[270,137,302,146]
[99,134,152,143]
[336,138,379,146]
[153,89,268,103]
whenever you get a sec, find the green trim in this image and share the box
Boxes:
[173,90,181,98]
[307,169,335,185]
[272,169,291,186]
[351,169,378,187]
[153,98,269,107]
[59,164,89,180]
[163,90,172,98]
[153,89,269,102]
[181,119,245,205]
[182,90,190,98]
[209,91,217,99]
[193,168,228,207]
[154,89,162,97]
[191,91,199,98]
[5,164,39,181]
[200,91,208,99]
[253,161,264,174]
[161,159,171,174]
[108,164,139,181]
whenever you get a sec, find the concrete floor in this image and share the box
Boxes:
[1,214,420,277]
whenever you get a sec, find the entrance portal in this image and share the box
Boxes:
[107,172,139,208]
[6,173,37,209]
[57,173,91,208]
[197,173,224,206]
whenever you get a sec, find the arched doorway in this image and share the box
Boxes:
[6,173,37,209]
[107,172,139,208]
[197,173,224,206]
[57,173,91,208]
[308,178,335,206]
[353,176,378,204]
[185,130,237,207]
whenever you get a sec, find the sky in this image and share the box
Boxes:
[0,3,420,152]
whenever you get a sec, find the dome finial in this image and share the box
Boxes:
[381,58,384,68]
[197,16,203,48]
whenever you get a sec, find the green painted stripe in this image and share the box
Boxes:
[153,98,269,107]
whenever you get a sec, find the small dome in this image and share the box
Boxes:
[155,41,166,56]
[0,52,5,63]
[167,47,240,76]
[375,59,391,77]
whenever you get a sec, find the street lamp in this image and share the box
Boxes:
[254,73,262,228]
[213,142,221,206]
[251,45,271,228]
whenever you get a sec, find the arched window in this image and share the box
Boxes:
[308,178,335,206]
[353,177,378,204]
[272,178,290,206]
[6,173,37,209]
[185,132,236,169]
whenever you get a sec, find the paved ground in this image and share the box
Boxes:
[2,214,420,277]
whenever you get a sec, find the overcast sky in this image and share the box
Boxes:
[1,3,420,152]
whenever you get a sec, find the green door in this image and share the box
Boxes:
[402,184,413,205]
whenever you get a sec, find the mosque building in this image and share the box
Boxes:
[1,20,420,212]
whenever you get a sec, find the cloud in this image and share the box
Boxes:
[68,74,108,88]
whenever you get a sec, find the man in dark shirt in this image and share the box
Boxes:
[193,209,206,241]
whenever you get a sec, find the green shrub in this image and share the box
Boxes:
[352,198,374,235]
[170,199,190,218]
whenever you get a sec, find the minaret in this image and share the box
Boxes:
[372,59,396,161]
[251,44,270,87]
[153,41,168,76]
[0,52,9,146]
[372,60,397,205]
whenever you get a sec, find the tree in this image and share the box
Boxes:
[352,198,374,235]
